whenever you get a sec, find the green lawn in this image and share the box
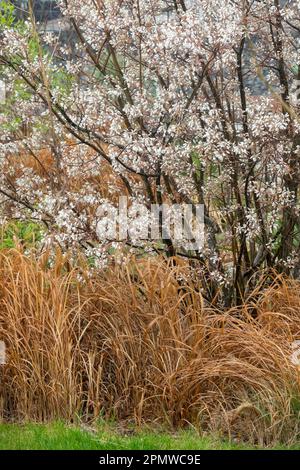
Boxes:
[0,422,299,450]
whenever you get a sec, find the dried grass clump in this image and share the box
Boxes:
[0,249,300,445]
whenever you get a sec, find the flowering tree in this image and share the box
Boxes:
[0,0,300,305]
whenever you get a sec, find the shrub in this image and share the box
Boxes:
[0,249,299,445]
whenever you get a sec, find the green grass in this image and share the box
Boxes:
[0,422,299,450]
[0,221,42,250]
